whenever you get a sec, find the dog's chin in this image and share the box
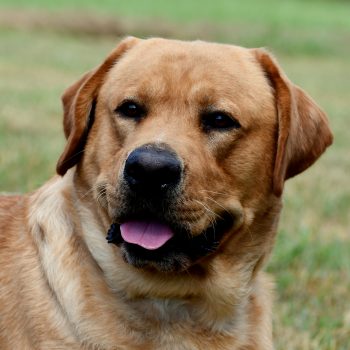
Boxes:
[106,213,234,273]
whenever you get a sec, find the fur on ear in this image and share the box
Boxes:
[253,49,333,196]
[56,36,140,176]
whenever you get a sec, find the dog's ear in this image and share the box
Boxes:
[56,36,140,176]
[253,49,333,196]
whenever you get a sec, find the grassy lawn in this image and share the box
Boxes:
[1,0,350,29]
[0,1,349,349]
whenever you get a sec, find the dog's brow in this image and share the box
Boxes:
[201,100,241,118]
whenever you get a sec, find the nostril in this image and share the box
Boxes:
[124,156,146,182]
[149,162,181,187]
[124,146,182,192]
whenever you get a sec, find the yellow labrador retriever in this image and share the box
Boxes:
[0,37,332,349]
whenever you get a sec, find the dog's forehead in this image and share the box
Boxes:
[102,39,274,117]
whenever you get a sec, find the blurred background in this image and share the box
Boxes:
[0,0,349,348]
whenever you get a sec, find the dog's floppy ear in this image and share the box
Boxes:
[253,49,333,196]
[56,36,140,176]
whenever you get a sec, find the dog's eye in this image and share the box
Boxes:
[115,100,145,120]
[202,112,241,131]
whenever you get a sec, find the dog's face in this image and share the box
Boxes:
[57,38,332,274]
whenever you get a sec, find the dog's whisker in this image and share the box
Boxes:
[204,196,233,217]
[193,199,223,221]
[246,227,254,244]
[77,187,96,200]
[191,199,220,242]
[198,189,231,197]
[96,190,108,207]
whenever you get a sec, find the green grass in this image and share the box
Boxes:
[0,1,349,348]
[0,30,115,191]
[1,0,349,57]
[1,0,350,30]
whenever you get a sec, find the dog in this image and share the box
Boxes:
[0,37,332,349]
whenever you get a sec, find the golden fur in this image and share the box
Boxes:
[0,37,332,349]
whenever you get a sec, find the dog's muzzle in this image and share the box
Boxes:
[106,144,235,272]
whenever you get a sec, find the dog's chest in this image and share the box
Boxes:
[131,298,193,323]
[125,297,241,349]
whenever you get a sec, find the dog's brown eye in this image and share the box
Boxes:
[115,100,145,120]
[202,112,241,131]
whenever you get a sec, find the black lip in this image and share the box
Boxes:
[106,212,234,272]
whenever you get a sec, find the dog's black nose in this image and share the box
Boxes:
[124,146,182,193]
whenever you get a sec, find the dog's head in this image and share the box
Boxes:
[56,37,332,274]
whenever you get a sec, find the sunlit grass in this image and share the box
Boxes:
[1,0,350,30]
[0,1,349,57]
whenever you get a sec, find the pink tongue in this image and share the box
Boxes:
[120,221,174,250]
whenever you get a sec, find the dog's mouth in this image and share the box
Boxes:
[106,212,234,273]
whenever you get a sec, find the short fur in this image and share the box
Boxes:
[0,37,332,349]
